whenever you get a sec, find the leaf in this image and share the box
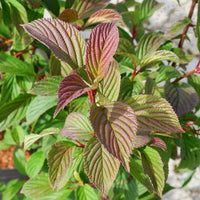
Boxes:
[86,23,119,82]
[26,0,41,8]
[21,173,72,199]
[90,102,137,171]
[76,184,98,200]
[141,50,179,66]
[48,141,76,190]
[124,95,184,133]
[22,18,86,68]
[12,125,25,145]
[41,0,59,16]
[150,137,167,152]
[0,93,32,123]
[136,32,165,60]
[54,74,91,117]
[30,76,62,96]
[176,133,200,172]
[58,9,78,23]
[2,179,25,200]
[165,82,199,116]
[0,54,35,76]
[26,150,45,178]
[116,38,135,54]
[26,95,58,124]
[71,0,110,19]
[24,128,59,150]
[84,137,120,195]
[85,9,125,27]
[97,59,121,102]
[13,147,27,175]
[0,0,12,25]
[140,146,166,197]
[60,112,93,141]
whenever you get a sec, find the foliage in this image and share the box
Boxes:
[0,0,200,199]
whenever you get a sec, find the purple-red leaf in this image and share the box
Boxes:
[22,18,86,68]
[90,102,137,171]
[150,137,167,152]
[54,74,90,117]
[85,9,125,27]
[86,23,119,82]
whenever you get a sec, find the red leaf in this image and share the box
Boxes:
[54,74,90,117]
[86,23,119,82]
[150,137,167,152]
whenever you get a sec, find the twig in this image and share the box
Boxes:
[14,46,35,58]
[178,0,197,48]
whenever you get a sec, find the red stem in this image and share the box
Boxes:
[14,47,35,58]
[172,58,200,84]
[75,140,85,148]
[88,89,96,104]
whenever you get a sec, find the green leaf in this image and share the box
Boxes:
[140,146,166,197]
[116,38,135,54]
[2,179,25,200]
[155,65,181,83]
[72,0,110,19]
[0,93,32,123]
[90,102,137,171]
[26,0,41,8]
[26,95,58,124]
[30,76,62,96]
[84,137,120,195]
[22,18,86,68]
[24,127,59,150]
[76,184,98,200]
[0,54,35,76]
[0,0,12,25]
[41,0,59,16]
[97,59,121,102]
[124,95,184,133]
[21,173,72,199]
[26,150,45,178]
[139,0,163,25]
[197,0,200,51]
[60,112,93,141]
[0,141,11,150]
[165,82,199,116]
[11,125,25,145]
[136,32,164,60]
[141,50,179,66]
[48,141,76,190]
[176,133,200,172]
[85,9,125,27]
[13,147,27,175]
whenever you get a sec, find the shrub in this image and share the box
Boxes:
[0,0,200,199]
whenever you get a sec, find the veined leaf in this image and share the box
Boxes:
[21,173,72,199]
[71,0,110,19]
[85,9,125,27]
[90,102,137,171]
[140,146,166,197]
[150,137,167,152]
[24,128,59,150]
[141,50,179,67]
[60,112,93,141]
[86,23,119,82]
[30,76,62,96]
[124,95,184,133]
[116,38,135,54]
[165,82,199,116]
[76,184,98,200]
[0,93,32,123]
[84,137,120,194]
[22,18,86,68]
[0,54,35,76]
[58,9,78,23]
[54,74,91,117]
[26,96,58,124]
[97,59,121,102]
[48,141,76,190]
[136,32,165,60]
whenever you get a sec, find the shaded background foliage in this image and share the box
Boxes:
[0,0,200,200]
